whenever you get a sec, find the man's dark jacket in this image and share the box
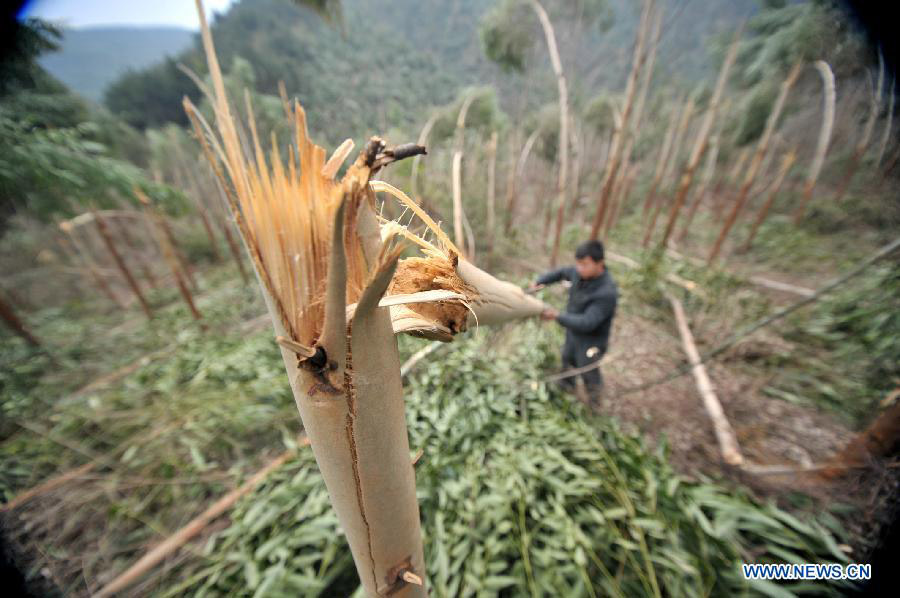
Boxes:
[536,266,618,362]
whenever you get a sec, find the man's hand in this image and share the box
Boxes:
[526,282,545,294]
[540,307,559,321]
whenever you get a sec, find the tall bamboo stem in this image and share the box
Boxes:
[793,61,836,221]
[93,211,153,318]
[676,134,719,244]
[743,149,797,250]
[832,59,884,203]
[708,62,802,263]
[657,27,741,248]
[527,0,570,266]
[0,293,41,347]
[590,0,653,239]
[486,131,498,257]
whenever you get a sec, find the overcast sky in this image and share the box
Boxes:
[20,0,237,29]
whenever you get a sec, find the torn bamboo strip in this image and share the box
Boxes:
[94,441,309,598]
[667,294,744,466]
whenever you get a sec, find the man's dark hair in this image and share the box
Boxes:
[575,240,605,262]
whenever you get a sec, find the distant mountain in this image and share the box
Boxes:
[38,26,195,102]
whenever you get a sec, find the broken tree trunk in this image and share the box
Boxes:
[793,61,837,222]
[668,294,744,466]
[708,62,802,263]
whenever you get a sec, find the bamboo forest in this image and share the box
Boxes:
[1,0,898,596]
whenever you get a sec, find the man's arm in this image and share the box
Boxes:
[556,294,615,334]
[535,266,574,286]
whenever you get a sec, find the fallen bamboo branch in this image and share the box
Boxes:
[667,293,744,466]
[93,441,309,597]
[400,341,444,378]
[1,463,95,512]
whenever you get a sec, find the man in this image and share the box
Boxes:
[529,240,618,408]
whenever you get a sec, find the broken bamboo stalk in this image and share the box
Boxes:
[643,96,695,246]
[486,131,498,257]
[742,149,797,250]
[59,221,124,307]
[528,0,570,266]
[668,293,744,466]
[136,189,202,320]
[832,57,884,204]
[93,210,153,319]
[590,0,653,239]
[874,76,895,167]
[0,293,41,347]
[708,62,802,263]
[658,27,741,248]
[676,133,720,244]
[793,61,836,222]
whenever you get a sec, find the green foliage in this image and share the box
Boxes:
[150,323,852,597]
[584,94,615,134]
[733,81,777,146]
[0,111,179,222]
[775,263,900,424]
[429,87,506,144]
[480,0,534,72]
[104,56,204,129]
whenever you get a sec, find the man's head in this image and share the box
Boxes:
[574,240,606,280]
